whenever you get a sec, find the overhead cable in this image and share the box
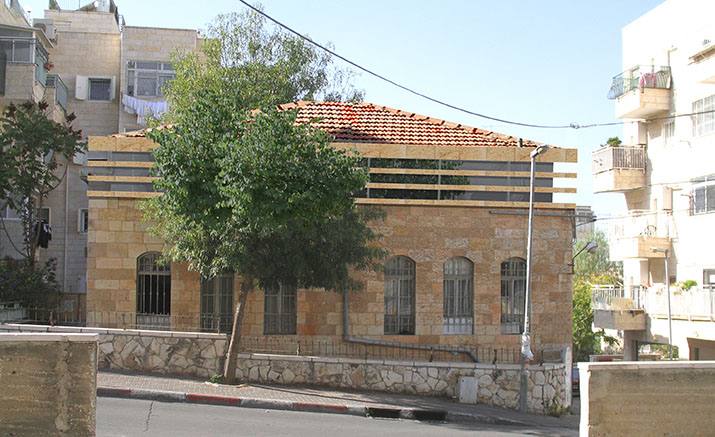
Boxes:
[237,1,715,130]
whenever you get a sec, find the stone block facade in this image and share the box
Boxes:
[88,197,573,353]
[0,332,97,436]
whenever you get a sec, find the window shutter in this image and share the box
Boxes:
[75,75,88,100]
[109,76,117,100]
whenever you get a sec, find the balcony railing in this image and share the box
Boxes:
[608,65,672,100]
[46,74,68,111]
[592,146,646,174]
[592,285,646,311]
[593,285,715,319]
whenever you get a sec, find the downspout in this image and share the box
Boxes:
[341,289,478,363]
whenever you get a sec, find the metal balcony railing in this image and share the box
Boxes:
[607,65,672,100]
[592,146,646,174]
[592,285,646,311]
[46,74,68,111]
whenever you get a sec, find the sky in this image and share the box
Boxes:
[23,0,666,219]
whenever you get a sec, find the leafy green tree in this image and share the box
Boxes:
[161,6,362,131]
[572,229,621,362]
[0,101,83,307]
[144,109,384,382]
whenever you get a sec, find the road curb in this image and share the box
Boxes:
[97,386,532,426]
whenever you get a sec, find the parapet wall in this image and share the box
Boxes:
[0,324,228,379]
[579,361,715,436]
[0,333,98,436]
[236,352,568,414]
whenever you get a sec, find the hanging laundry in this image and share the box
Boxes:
[34,221,52,248]
[122,94,169,126]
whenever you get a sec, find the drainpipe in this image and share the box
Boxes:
[341,288,478,363]
[62,163,69,295]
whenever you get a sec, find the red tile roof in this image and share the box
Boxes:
[117,101,540,148]
[279,101,539,148]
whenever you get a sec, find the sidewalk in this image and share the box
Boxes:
[97,371,579,433]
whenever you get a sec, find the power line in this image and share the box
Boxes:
[238,0,715,131]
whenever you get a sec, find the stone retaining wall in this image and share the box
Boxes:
[0,324,228,379]
[0,333,97,436]
[236,353,568,414]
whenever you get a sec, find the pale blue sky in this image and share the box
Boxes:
[24,0,666,217]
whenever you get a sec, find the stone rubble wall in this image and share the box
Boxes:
[236,353,568,414]
[0,324,228,379]
[0,324,567,414]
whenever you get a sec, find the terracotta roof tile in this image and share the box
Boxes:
[113,101,542,148]
[279,101,539,148]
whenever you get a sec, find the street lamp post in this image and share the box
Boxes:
[652,247,672,359]
[519,143,548,413]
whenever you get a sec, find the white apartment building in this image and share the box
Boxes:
[592,0,715,360]
[0,0,199,315]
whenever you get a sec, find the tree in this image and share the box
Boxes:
[0,101,83,307]
[145,108,384,382]
[572,229,621,362]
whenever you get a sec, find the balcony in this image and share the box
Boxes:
[646,285,715,321]
[608,65,671,119]
[0,36,49,102]
[608,210,671,260]
[592,145,646,193]
[592,285,647,331]
[689,43,715,84]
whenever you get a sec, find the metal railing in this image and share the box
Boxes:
[592,146,646,174]
[594,285,715,319]
[646,285,715,319]
[608,65,672,99]
[592,285,646,311]
[2,309,534,364]
[240,336,525,364]
[46,74,68,110]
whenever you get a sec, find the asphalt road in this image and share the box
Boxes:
[97,397,576,437]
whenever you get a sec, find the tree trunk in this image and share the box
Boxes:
[223,280,250,384]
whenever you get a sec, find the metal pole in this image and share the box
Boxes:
[665,249,672,360]
[519,146,538,413]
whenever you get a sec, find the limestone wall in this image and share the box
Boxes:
[579,361,715,436]
[0,324,227,379]
[236,353,568,415]
[0,332,97,436]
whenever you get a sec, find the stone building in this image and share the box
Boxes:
[0,0,199,315]
[86,101,578,355]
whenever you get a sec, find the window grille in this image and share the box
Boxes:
[693,95,715,137]
[136,252,171,329]
[443,257,474,334]
[264,283,296,335]
[501,258,526,334]
[89,78,111,101]
[384,256,416,335]
[692,175,715,215]
[126,60,175,97]
[78,208,88,233]
[200,273,234,333]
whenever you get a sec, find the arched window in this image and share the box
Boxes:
[443,257,474,334]
[200,273,234,333]
[501,258,526,334]
[384,256,416,335]
[136,252,171,329]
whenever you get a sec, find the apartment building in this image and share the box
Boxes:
[86,101,578,358]
[0,0,199,314]
[592,0,715,360]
